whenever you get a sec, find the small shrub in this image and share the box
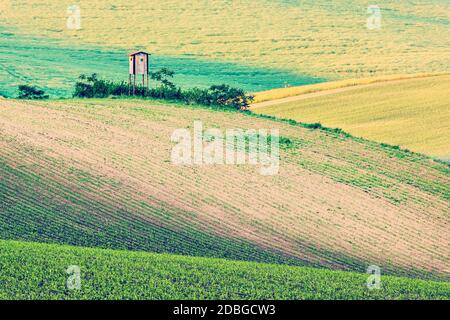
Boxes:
[73,74,129,98]
[303,122,322,129]
[279,136,295,149]
[208,84,254,110]
[381,143,401,150]
[17,85,49,100]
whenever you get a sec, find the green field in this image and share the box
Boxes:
[0,27,321,98]
[253,75,450,159]
[1,240,448,300]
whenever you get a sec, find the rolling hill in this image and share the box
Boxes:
[252,74,450,159]
[1,98,448,285]
[1,0,449,301]
[1,239,448,300]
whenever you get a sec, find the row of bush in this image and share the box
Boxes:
[73,70,254,110]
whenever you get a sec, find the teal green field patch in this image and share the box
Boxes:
[0,28,324,98]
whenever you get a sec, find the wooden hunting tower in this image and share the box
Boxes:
[128,51,150,95]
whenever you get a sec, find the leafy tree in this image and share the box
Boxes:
[150,68,176,89]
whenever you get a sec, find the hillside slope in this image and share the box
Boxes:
[0,99,449,280]
[1,240,449,300]
[253,75,450,158]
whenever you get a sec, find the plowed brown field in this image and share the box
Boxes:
[0,99,448,280]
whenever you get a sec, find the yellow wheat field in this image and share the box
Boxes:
[1,0,449,79]
[252,73,450,103]
[253,75,450,158]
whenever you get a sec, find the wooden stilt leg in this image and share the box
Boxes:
[128,74,131,96]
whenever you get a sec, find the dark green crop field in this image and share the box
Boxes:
[1,240,449,300]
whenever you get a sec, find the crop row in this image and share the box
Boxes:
[1,240,449,300]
